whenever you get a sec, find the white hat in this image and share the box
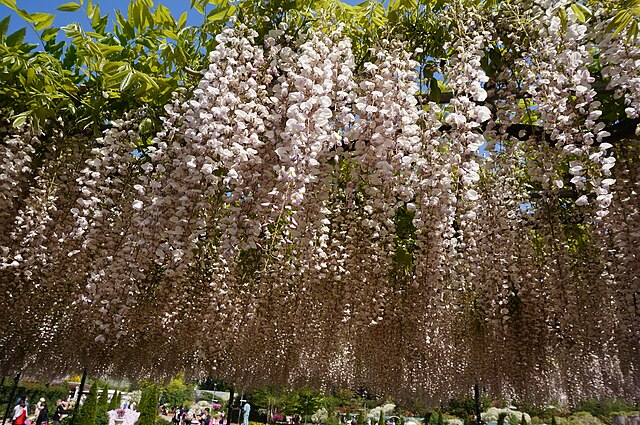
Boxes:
[40,398,46,402]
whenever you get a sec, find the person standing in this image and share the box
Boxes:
[12,399,28,425]
[36,401,49,425]
[52,400,68,425]
[172,406,181,425]
[179,405,187,425]
[35,398,46,421]
[24,396,31,416]
[200,408,211,425]
[242,402,250,425]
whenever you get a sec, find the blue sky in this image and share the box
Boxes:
[2,0,364,43]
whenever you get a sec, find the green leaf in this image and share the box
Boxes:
[178,11,187,27]
[136,70,159,90]
[0,16,9,37]
[26,67,36,84]
[30,12,52,23]
[606,10,634,38]
[90,4,101,28]
[142,4,154,27]
[191,0,205,15]
[628,21,639,42]
[207,7,228,22]
[162,29,178,39]
[120,70,135,91]
[41,26,59,41]
[139,117,154,134]
[558,7,567,32]
[31,13,55,30]
[429,77,441,103]
[570,3,591,23]
[12,113,28,127]
[570,4,585,23]
[155,5,174,25]
[0,0,18,13]
[57,2,81,11]
[6,27,26,46]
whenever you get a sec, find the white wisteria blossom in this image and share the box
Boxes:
[0,1,638,405]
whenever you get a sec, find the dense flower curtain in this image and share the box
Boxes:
[0,0,638,404]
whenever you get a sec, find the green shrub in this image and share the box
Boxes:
[198,393,215,402]
[577,400,636,418]
[554,412,605,425]
[109,391,120,411]
[443,397,488,421]
[609,412,640,417]
[137,386,160,425]
[162,375,191,408]
[96,385,110,425]
[498,413,508,425]
[157,419,173,425]
[77,382,99,425]
[424,412,432,425]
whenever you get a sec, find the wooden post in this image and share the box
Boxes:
[71,368,87,425]
[474,383,482,425]
[237,392,243,425]
[2,373,21,425]
[226,387,234,425]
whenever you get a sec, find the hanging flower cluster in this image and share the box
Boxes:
[0,1,638,405]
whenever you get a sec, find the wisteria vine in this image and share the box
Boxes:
[0,1,638,404]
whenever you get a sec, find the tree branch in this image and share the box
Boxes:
[184,66,205,78]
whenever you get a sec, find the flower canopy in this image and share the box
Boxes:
[0,0,638,405]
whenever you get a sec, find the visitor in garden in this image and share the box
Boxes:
[36,400,49,425]
[181,411,187,425]
[179,405,188,425]
[17,395,30,415]
[242,401,250,425]
[34,398,46,420]
[173,406,181,425]
[52,400,68,425]
[12,398,27,425]
[201,408,212,425]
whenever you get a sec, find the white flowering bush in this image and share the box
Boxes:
[367,404,396,419]
[311,408,328,424]
[192,401,212,412]
[482,408,530,425]
[0,0,639,406]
